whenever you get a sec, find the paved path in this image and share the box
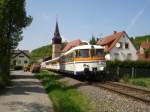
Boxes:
[0,71,54,112]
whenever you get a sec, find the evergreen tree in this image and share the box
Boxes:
[89,35,96,45]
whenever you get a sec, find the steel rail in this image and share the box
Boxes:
[94,82,150,105]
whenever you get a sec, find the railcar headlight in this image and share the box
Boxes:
[86,65,89,68]
[99,61,106,65]
[100,67,104,71]
[83,64,86,67]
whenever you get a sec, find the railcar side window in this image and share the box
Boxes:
[96,49,104,56]
[78,49,89,58]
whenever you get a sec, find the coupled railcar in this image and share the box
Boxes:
[41,45,106,77]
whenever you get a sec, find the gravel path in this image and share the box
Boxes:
[58,75,150,112]
[0,71,54,112]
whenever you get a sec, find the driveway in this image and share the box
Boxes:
[0,71,54,112]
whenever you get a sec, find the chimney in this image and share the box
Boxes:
[113,31,117,34]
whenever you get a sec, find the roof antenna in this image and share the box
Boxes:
[147,38,149,43]
[56,14,58,23]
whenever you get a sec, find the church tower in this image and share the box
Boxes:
[52,21,62,59]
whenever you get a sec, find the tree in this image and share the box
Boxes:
[89,35,96,45]
[0,0,32,86]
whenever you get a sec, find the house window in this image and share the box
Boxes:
[24,60,28,64]
[127,53,132,60]
[120,42,123,48]
[19,55,24,58]
[125,43,129,49]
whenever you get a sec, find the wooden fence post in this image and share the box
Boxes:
[117,66,120,77]
[131,67,134,78]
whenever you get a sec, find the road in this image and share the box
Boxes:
[0,71,54,112]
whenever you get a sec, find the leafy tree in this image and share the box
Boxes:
[144,49,150,58]
[31,45,52,61]
[30,41,68,62]
[133,35,150,48]
[89,35,96,45]
[0,0,32,86]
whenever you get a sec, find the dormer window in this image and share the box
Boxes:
[125,43,129,49]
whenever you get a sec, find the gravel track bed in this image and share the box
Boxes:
[57,75,150,112]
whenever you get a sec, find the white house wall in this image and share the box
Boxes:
[11,54,29,67]
[110,34,138,61]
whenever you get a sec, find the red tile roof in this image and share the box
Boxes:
[97,31,124,51]
[140,42,150,49]
[62,39,82,52]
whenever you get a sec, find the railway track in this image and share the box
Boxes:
[94,81,150,105]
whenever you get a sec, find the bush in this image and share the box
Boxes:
[120,74,130,83]
[0,76,5,87]
[106,60,150,68]
[0,75,8,88]
[14,65,23,70]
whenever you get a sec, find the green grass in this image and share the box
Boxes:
[129,78,150,88]
[121,77,150,88]
[36,70,91,112]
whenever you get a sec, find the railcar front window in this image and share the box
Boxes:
[79,49,89,58]
[96,49,104,56]
[91,49,95,57]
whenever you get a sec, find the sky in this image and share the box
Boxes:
[18,0,150,51]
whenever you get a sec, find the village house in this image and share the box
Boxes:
[97,31,138,61]
[138,41,150,60]
[11,50,30,68]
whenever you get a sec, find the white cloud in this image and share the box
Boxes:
[126,0,150,31]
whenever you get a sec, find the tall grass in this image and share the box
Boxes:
[36,70,91,112]
[120,77,150,88]
[129,78,150,88]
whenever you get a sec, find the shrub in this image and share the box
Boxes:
[106,60,150,68]
[14,65,23,70]
[120,74,130,83]
[0,75,7,88]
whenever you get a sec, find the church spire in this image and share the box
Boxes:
[54,21,60,37]
[52,21,62,44]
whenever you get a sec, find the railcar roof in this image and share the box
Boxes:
[63,45,104,55]
[43,45,104,62]
[44,57,60,63]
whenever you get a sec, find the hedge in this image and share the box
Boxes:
[105,60,150,80]
[106,60,150,68]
